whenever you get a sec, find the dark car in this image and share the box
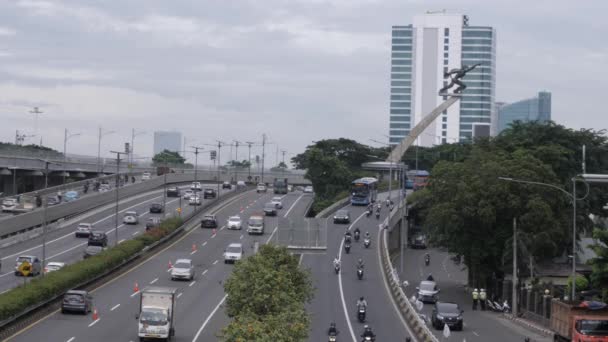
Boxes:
[149,203,164,213]
[201,215,218,228]
[83,245,105,259]
[46,195,61,206]
[146,217,162,231]
[431,302,464,331]
[333,209,351,224]
[61,290,93,314]
[410,234,427,249]
[166,187,181,197]
[88,231,108,247]
[222,181,232,189]
[203,188,217,199]
[263,203,277,216]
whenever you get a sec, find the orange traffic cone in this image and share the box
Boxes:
[134,282,139,293]
[168,260,173,269]
[192,244,197,252]
[92,308,99,320]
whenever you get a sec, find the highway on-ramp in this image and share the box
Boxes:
[6,190,313,342]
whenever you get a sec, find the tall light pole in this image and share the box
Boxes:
[63,129,81,185]
[216,141,225,195]
[41,159,60,276]
[246,141,254,181]
[281,150,287,178]
[498,175,608,301]
[97,126,116,174]
[110,150,129,246]
[131,129,146,172]
[191,146,204,196]
[261,134,266,184]
[29,107,43,143]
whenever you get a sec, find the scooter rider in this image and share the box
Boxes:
[357,296,368,310]
[361,325,376,340]
[333,257,341,269]
[327,322,339,336]
[345,230,352,243]
[427,273,434,281]
[364,231,371,240]
[425,253,430,265]
[354,227,361,240]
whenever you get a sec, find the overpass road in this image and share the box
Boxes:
[0,183,232,294]
[6,190,313,342]
[305,191,412,342]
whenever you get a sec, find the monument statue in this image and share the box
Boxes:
[438,63,481,95]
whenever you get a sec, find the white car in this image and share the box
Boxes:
[44,261,65,274]
[304,186,313,193]
[224,243,244,263]
[170,258,194,281]
[2,198,18,212]
[256,183,267,193]
[183,189,194,200]
[287,185,293,192]
[227,216,242,230]
[189,195,202,206]
[191,182,202,191]
[271,196,283,209]
[75,223,93,238]
[141,172,151,181]
[123,211,139,225]
[99,183,111,192]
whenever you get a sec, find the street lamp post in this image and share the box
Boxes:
[63,129,81,185]
[97,127,116,174]
[216,141,225,195]
[110,150,129,246]
[130,129,146,174]
[246,141,254,181]
[41,159,60,276]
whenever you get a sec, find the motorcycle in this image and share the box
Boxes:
[344,243,351,254]
[363,337,374,342]
[329,334,337,342]
[357,267,364,280]
[357,307,366,323]
[334,263,340,274]
[502,300,511,313]
[363,238,371,248]
[354,231,360,242]
[375,212,380,220]
[366,209,372,218]
[425,256,430,266]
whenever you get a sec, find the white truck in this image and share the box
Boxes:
[137,287,177,341]
[247,215,265,235]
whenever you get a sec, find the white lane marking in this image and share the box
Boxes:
[177,293,183,299]
[191,294,227,342]
[267,226,278,243]
[239,234,243,240]
[118,239,125,244]
[212,260,218,265]
[299,253,304,265]
[211,234,215,239]
[190,250,198,255]
[473,331,480,336]
[189,281,196,287]
[338,211,366,342]
[202,269,208,275]
[130,291,140,298]
[220,225,225,231]
[88,319,100,327]
[110,304,120,311]
[132,231,139,236]
[46,242,86,260]
[283,194,304,217]
[202,241,208,246]
[0,289,10,294]
[66,337,75,342]
[150,278,158,284]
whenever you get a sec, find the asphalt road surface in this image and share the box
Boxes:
[6,190,313,342]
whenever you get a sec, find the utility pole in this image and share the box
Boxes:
[261,134,266,184]
[275,144,279,169]
[281,150,287,177]
[41,159,59,277]
[29,107,43,143]
[97,126,115,174]
[216,141,225,195]
[110,150,129,246]
[233,140,242,182]
[191,146,204,201]
[63,129,81,185]
[246,141,254,180]
[512,217,518,316]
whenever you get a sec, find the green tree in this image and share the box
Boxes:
[221,306,309,341]
[589,227,608,296]
[291,138,387,170]
[304,148,353,199]
[270,162,288,172]
[228,160,252,169]
[152,150,185,165]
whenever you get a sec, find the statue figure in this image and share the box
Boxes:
[438,63,481,95]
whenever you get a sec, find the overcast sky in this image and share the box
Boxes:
[0,0,606,165]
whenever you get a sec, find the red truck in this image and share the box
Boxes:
[551,299,608,341]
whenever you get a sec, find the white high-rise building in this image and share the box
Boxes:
[389,12,496,147]
[153,131,182,155]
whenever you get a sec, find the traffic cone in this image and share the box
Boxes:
[192,244,197,252]
[92,308,99,320]
[134,282,139,293]
[168,260,173,269]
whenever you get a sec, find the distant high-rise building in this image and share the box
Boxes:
[153,131,182,155]
[497,91,552,133]
[389,12,496,146]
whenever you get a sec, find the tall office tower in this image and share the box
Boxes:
[389,11,496,146]
[497,91,552,133]
[153,131,182,155]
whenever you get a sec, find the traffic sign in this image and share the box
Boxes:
[176,207,182,213]
[18,260,32,276]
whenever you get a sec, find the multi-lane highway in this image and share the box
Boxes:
[305,191,412,342]
[0,183,230,294]
[6,189,313,342]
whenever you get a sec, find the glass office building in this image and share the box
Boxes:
[389,13,496,146]
[497,91,552,133]
[153,131,182,155]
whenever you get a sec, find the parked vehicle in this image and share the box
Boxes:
[551,300,608,342]
[88,231,108,247]
[224,243,244,263]
[170,259,194,281]
[137,287,177,341]
[14,255,42,276]
[61,290,93,314]
[123,211,139,224]
[247,215,264,235]
[75,222,94,238]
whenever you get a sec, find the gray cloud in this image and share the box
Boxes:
[0,0,606,166]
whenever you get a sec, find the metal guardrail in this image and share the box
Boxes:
[0,187,250,337]
[380,199,439,342]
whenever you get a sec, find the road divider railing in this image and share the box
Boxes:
[380,198,439,342]
[0,186,250,338]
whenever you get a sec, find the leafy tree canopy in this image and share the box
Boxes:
[227,160,252,169]
[152,150,185,166]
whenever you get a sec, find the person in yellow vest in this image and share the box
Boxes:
[479,288,487,311]
[472,288,479,310]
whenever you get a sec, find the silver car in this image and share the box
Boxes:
[417,280,440,303]
[224,243,244,264]
[227,216,242,230]
[123,211,139,225]
[75,223,93,238]
[171,259,194,281]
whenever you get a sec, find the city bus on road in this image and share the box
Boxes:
[350,177,378,206]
